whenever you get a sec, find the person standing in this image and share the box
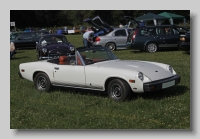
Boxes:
[83,31,94,48]
[56,28,63,34]
[119,23,124,28]
[10,42,16,59]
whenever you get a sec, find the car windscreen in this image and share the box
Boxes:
[40,36,68,45]
[10,33,21,40]
[78,47,118,65]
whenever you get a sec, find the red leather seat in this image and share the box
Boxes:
[59,56,68,65]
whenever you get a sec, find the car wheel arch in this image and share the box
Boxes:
[33,71,52,92]
[33,71,51,82]
[104,77,131,93]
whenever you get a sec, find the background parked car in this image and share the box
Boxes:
[24,28,35,32]
[36,34,75,60]
[125,16,190,52]
[10,31,49,49]
[84,16,132,51]
[38,28,47,31]
[178,33,190,52]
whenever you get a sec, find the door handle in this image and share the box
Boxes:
[54,67,59,70]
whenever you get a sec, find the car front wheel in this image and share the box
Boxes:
[105,42,116,51]
[107,79,131,102]
[34,72,52,92]
[146,42,158,52]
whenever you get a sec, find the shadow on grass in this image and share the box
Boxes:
[181,51,190,55]
[51,85,189,101]
[129,48,179,54]
[52,86,108,98]
[15,50,25,53]
[131,85,189,101]
[11,56,29,60]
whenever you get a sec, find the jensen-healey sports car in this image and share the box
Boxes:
[19,46,181,101]
[36,34,75,60]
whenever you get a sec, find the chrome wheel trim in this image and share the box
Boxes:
[110,83,122,99]
[106,43,115,51]
[37,76,47,90]
[147,43,157,52]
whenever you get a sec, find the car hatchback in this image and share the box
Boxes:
[84,16,132,51]
[125,16,189,52]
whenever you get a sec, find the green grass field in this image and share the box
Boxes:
[10,34,190,129]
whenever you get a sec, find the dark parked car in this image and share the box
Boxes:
[10,31,49,49]
[24,28,35,32]
[125,16,190,52]
[83,16,132,51]
[36,34,75,60]
[178,33,190,52]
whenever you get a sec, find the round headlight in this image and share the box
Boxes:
[168,65,173,73]
[138,72,144,81]
[42,48,47,54]
[70,46,75,52]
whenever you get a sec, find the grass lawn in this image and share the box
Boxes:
[10,34,190,129]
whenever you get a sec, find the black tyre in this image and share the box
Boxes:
[107,79,131,102]
[105,42,116,51]
[34,72,52,92]
[146,42,158,52]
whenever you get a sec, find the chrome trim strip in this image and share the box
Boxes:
[52,81,104,91]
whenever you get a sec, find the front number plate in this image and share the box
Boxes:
[162,80,175,89]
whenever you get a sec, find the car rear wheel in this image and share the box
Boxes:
[146,42,158,52]
[106,43,116,51]
[34,72,52,92]
[107,79,131,102]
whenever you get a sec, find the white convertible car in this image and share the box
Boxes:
[19,46,180,101]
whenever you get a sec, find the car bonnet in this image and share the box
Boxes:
[93,60,174,81]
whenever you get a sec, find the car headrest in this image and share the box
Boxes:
[81,54,86,59]
[59,56,67,62]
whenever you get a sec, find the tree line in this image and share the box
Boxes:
[10,10,190,29]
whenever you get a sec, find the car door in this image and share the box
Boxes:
[53,55,85,88]
[123,16,140,45]
[112,29,128,49]
[154,27,170,48]
[164,27,179,48]
[156,27,178,48]
[14,32,35,49]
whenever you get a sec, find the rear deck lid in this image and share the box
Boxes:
[124,16,140,29]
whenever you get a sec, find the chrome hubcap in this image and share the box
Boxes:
[111,84,122,98]
[107,43,115,51]
[148,44,157,52]
[37,76,47,89]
